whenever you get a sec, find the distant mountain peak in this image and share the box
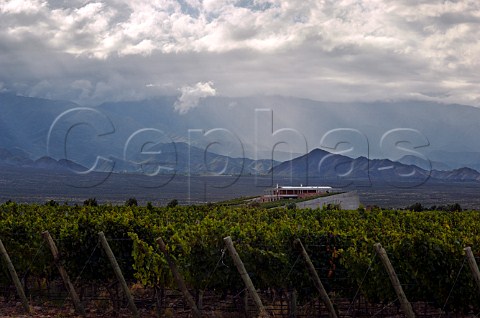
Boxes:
[272,147,480,184]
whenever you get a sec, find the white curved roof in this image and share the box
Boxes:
[274,185,332,190]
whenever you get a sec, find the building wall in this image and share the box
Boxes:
[295,191,360,210]
[261,187,333,202]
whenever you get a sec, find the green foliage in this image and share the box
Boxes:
[407,202,424,212]
[166,199,178,208]
[146,201,154,211]
[437,203,463,212]
[128,232,170,287]
[125,197,138,207]
[83,197,98,207]
[323,203,340,211]
[45,199,59,207]
[0,202,479,312]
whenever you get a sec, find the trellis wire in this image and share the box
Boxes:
[438,256,467,318]
[347,251,377,315]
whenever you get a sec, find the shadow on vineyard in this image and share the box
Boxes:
[1,202,480,317]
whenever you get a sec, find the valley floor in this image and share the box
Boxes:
[0,167,479,209]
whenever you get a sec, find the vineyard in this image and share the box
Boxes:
[1,201,480,317]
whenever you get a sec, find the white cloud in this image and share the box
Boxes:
[0,0,480,105]
[0,0,46,14]
[174,81,216,114]
[120,39,155,56]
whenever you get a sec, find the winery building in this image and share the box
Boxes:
[261,185,333,202]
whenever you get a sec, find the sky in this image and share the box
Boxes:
[1,0,480,109]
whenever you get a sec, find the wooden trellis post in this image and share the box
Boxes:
[288,289,297,318]
[156,237,202,318]
[464,247,480,294]
[42,231,86,316]
[294,239,338,318]
[0,239,30,313]
[98,232,139,318]
[374,243,415,318]
[224,236,269,317]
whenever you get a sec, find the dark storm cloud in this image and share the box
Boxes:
[0,0,479,107]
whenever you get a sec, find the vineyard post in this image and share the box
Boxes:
[197,290,204,310]
[223,236,269,318]
[244,290,249,317]
[288,289,297,318]
[156,237,202,318]
[98,232,139,318]
[42,231,86,316]
[293,239,338,318]
[374,243,415,318]
[464,247,480,294]
[0,239,30,313]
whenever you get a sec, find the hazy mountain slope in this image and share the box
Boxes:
[3,93,480,171]
[0,93,78,156]
[112,141,277,175]
[397,155,451,171]
[272,148,480,183]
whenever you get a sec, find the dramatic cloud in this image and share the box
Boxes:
[0,0,480,105]
[174,81,216,114]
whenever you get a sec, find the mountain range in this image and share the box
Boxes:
[0,143,276,176]
[2,92,480,180]
[271,148,480,184]
[0,147,85,171]
[1,141,480,184]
